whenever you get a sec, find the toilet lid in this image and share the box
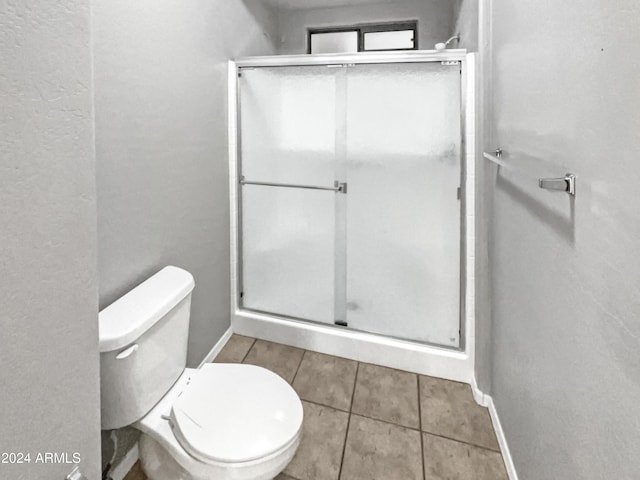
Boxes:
[170,363,303,464]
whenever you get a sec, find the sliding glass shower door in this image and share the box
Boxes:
[239,66,339,324]
[238,61,462,348]
[344,63,461,346]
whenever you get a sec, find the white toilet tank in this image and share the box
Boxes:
[99,266,195,430]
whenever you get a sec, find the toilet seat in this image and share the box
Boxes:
[170,363,303,465]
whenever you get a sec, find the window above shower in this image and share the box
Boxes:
[308,21,418,54]
[250,0,462,55]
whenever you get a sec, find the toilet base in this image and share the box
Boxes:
[139,433,300,480]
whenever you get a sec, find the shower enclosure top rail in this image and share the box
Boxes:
[234,49,467,68]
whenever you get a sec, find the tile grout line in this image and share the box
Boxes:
[348,412,420,431]
[297,397,350,414]
[337,361,360,480]
[417,375,426,480]
[349,363,360,414]
[290,349,307,385]
[240,338,257,363]
[335,406,502,454]
[421,430,503,454]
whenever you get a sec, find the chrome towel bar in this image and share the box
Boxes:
[484,149,576,197]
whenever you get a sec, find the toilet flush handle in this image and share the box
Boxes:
[115,343,139,360]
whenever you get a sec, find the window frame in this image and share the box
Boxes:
[307,21,419,54]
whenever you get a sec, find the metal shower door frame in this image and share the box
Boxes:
[229,50,469,352]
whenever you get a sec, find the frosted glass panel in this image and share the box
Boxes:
[239,66,338,323]
[242,185,335,323]
[363,30,415,50]
[310,31,358,54]
[240,66,337,186]
[345,63,461,347]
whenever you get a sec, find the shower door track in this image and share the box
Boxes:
[228,50,476,384]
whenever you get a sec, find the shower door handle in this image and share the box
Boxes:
[240,177,347,194]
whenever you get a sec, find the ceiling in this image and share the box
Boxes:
[250,0,410,11]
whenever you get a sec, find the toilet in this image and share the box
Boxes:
[99,266,303,480]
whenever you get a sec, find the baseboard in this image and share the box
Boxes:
[198,326,233,367]
[470,375,489,407]
[108,442,138,480]
[487,396,519,480]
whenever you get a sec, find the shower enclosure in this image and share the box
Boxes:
[230,51,473,370]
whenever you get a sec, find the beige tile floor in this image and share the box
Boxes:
[125,335,508,480]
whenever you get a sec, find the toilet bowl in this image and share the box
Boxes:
[137,364,302,480]
[99,266,303,480]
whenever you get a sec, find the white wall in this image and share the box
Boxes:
[93,0,278,474]
[277,0,456,54]
[453,0,478,51]
[486,0,640,478]
[0,1,101,479]
[93,0,277,369]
